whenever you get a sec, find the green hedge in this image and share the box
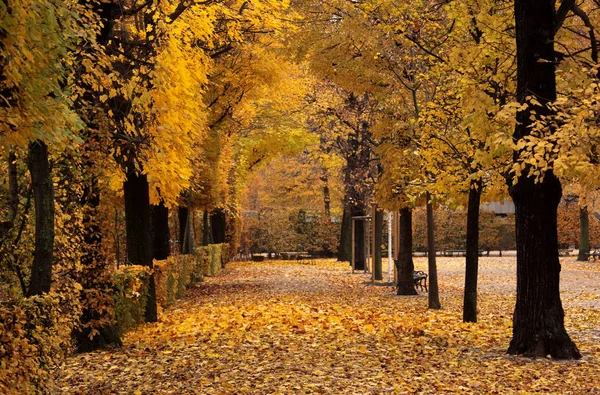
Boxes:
[113,243,229,334]
[113,266,152,336]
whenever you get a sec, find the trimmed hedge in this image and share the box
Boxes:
[114,243,229,333]
[113,265,152,336]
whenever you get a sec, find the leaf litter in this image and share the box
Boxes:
[55,257,600,394]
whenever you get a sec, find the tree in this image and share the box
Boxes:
[506,0,580,359]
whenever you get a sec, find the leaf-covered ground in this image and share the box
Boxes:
[56,257,600,394]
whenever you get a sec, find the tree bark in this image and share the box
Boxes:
[507,0,580,359]
[210,208,227,244]
[338,203,352,262]
[202,210,212,246]
[123,172,157,322]
[353,218,366,271]
[577,206,589,261]
[322,174,331,219]
[27,141,54,296]
[373,207,383,281]
[426,192,441,309]
[151,201,170,260]
[396,207,417,295]
[7,150,18,223]
[178,205,194,254]
[463,179,482,323]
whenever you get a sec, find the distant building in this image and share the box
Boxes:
[481,200,515,215]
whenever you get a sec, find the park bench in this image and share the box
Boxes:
[559,249,573,257]
[442,249,490,257]
[585,250,600,261]
[413,270,428,291]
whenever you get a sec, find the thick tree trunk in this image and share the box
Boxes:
[178,205,194,254]
[396,207,417,295]
[152,202,170,260]
[27,141,54,296]
[373,207,383,281]
[76,177,122,352]
[123,172,157,322]
[426,192,441,309]
[507,0,580,359]
[577,206,589,262]
[338,203,352,262]
[508,176,580,358]
[463,180,482,323]
[210,208,227,244]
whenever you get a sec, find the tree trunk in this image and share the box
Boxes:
[354,216,366,271]
[463,180,482,323]
[210,208,227,244]
[396,207,417,295]
[27,141,54,296]
[202,210,212,246]
[322,174,331,219]
[338,203,352,262]
[178,205,194,254]
[75,177,122,352]
[123,172,157,322]
[152,202,170,260]
[507,0,580,358]
[7,150,18,223]
[373,207,383,281]
[426,192,441,309]
[577,206,589,262]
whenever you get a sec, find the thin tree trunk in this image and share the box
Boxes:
[27,141,54,296]
[577,206,590,262]
[123,172,157,322]
[396,207,417,295]
[507,0,579,359]
[152,201,170,260]
[426,192,441,309]
[463,180,482,323]
[7,150,18,223]
[373,207,383,281]
[322,174,331,219]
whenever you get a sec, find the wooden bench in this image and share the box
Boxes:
[413,270,428,291]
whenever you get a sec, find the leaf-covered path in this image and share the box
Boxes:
[56,258,600,394]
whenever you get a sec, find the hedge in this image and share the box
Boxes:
[114,243,229,334]
[0,244,229,394]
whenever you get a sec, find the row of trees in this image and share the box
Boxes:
[0,0,314,351]
[280,0,600,359]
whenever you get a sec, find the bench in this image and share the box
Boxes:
[443,249,490,257]
[585,251,600,261]
[413,270,428,291]
[559,249,573,257]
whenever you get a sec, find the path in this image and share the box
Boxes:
[55,258,600,394]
